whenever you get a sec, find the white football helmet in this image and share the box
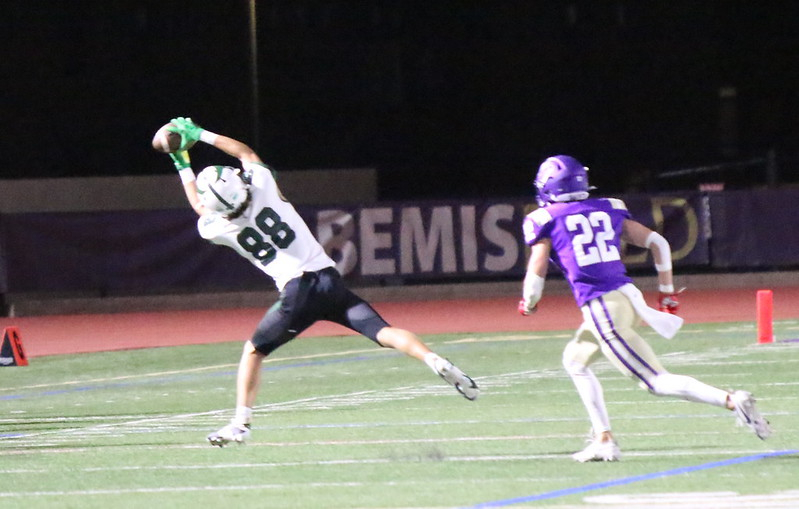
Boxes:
[196,165,250,215]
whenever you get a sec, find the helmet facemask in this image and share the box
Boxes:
[196,165,252,217]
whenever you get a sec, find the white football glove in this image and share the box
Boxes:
[518,298,537,316]
[519,273,545,316]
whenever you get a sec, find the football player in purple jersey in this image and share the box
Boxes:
[519,155,770,462]
[164,117,478,447]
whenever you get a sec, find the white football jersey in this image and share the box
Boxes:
[197,161,335,290]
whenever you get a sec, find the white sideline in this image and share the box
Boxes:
[0,449,788,497]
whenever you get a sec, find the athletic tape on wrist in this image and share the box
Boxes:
[199,130,219,145]
[522,273,545,308]
[178,167,196,184]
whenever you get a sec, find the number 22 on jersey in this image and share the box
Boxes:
[566,211,621,267]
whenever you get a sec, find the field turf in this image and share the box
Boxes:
[1,320,798,508]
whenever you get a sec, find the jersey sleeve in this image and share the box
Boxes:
[606,197,631,217]
[197,213,236,241]
[243,161,274,188]
[244,161,292,204]
[522,207,553,245]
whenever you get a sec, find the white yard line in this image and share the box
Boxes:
[4,330,796,394]
[0,449,786,493]
[3,354,792,447]
[0,346,384,393]
[2,338,792,452]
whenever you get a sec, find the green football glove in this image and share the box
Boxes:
[169,117,205,149]
[169,150,191,171]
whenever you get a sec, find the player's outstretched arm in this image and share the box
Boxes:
[167,150,207,216]
[170,117,262,164]
[181,179,206,217]
[519,239,551,315]
[208,134,262,164]
[622,219,681,314]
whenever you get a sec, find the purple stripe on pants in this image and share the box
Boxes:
[589,296,660,390]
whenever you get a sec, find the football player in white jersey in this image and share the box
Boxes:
[164,117,478,446]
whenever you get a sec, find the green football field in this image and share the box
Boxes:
[1,319,798,508]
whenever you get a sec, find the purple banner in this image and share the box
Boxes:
[0,192,718,294]
[0,215,7,293]
[0,210,271,294]
[615,193,710,269]
[303,195,709,282]
[708,189,799,268]
[303,202,526,281]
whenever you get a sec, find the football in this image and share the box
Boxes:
[151,123,195,153]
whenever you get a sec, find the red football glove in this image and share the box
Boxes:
[658,288,685,314]
[518,299,537,316]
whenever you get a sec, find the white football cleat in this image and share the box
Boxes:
[730,390,771,440]
[207,422,251,447]
[435,358,479,401]
[572,439,621,463]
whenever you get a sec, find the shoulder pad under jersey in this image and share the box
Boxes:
[528,207,553,227]
[606,198,628,210]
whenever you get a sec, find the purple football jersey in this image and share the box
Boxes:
[523,197,633,306]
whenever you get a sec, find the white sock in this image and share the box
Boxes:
[424,352,445,373]
[233,406,253,426]
[565,362,612,434]
[650,373,729,407]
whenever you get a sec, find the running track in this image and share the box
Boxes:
[2,287,799,358]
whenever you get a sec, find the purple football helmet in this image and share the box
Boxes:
[534,155,592,206]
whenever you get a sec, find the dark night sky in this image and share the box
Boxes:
[3,1,798,199]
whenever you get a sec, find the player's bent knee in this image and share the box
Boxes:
[374,326,390,348]
[563,359,589,377]
[243,340,261,355]
[562,347,575,370]
[245,339,272,358]
[376,326,415,349]
[648,372,684,398]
